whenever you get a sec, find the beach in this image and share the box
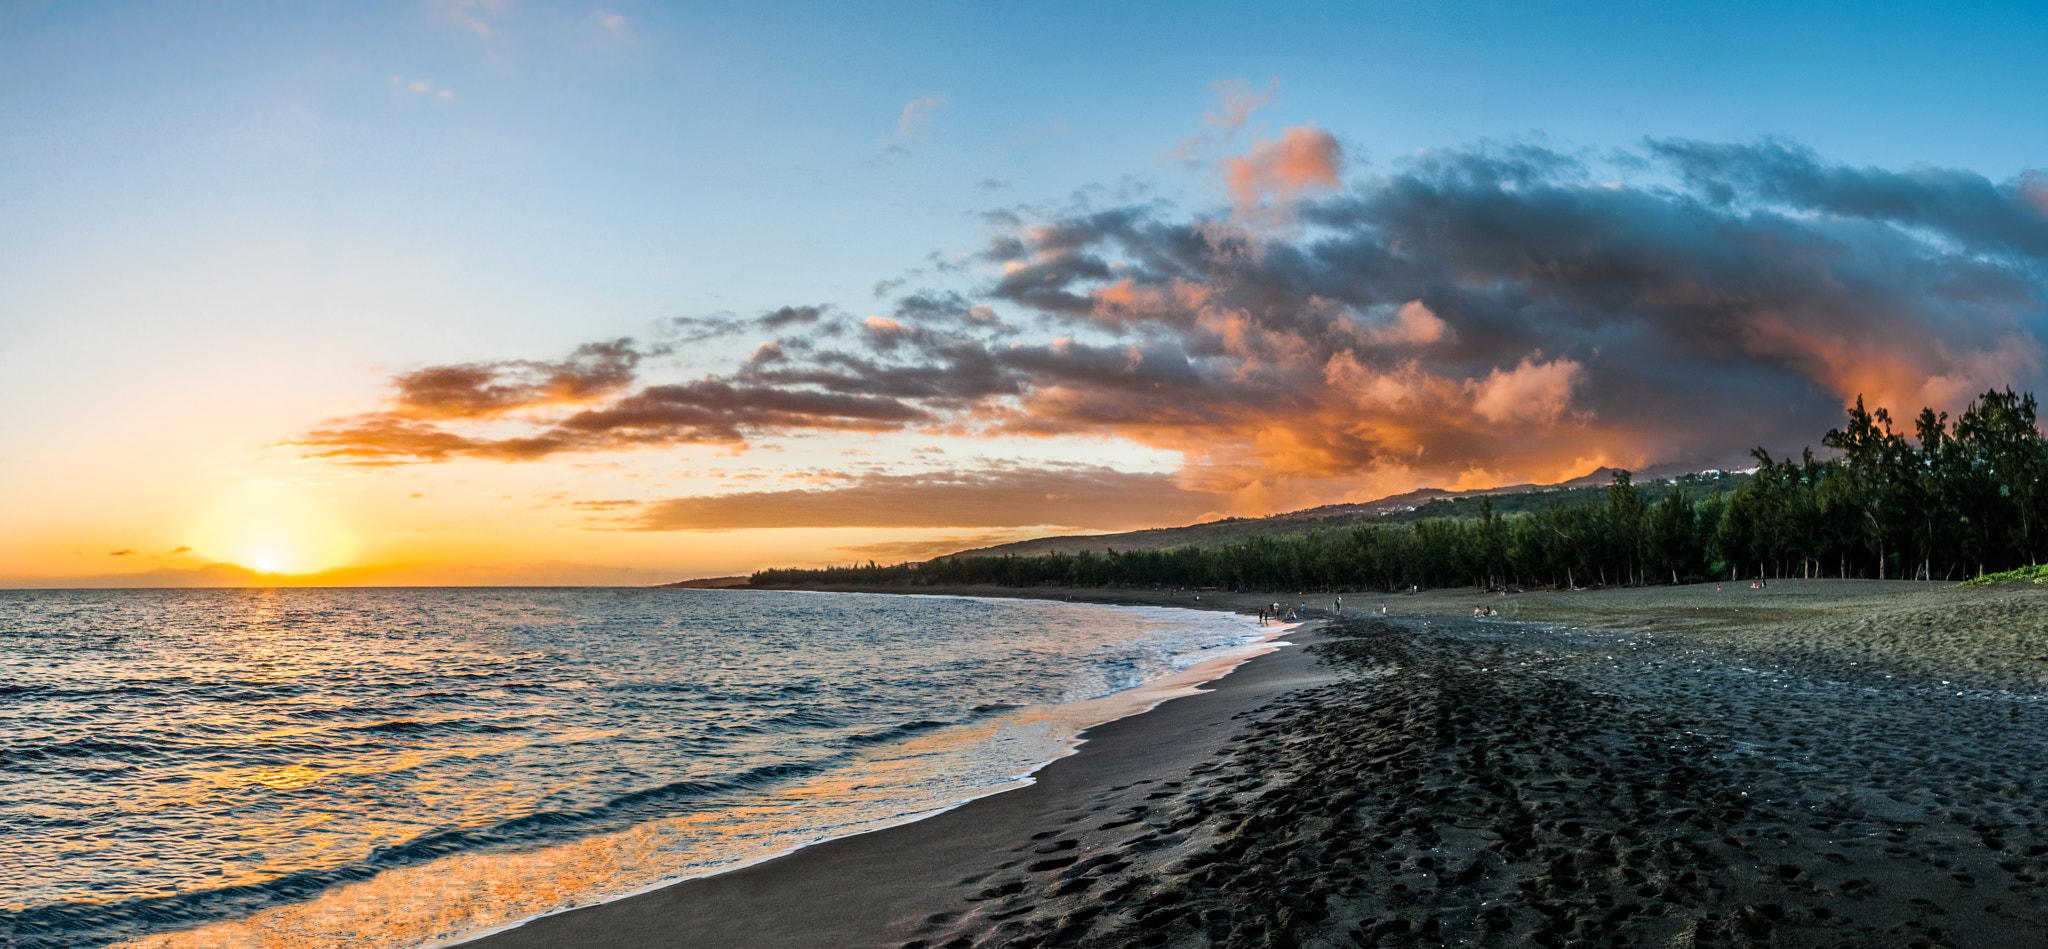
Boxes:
[462,580,2048,947]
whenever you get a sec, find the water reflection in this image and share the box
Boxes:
[2,589,1263,948]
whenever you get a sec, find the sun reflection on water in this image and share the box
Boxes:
[7,589,1270,949]
[111,642,1278,949]
[114,715,1070,949]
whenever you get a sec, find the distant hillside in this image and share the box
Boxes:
[655,575,752,589]
[944,462,1743,560]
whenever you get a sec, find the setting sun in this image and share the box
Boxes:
[188,488,358,576]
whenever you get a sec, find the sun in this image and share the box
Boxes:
[189,488,360,576]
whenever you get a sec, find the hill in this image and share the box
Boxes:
[655,575,752,589]
[944,463,1742,559]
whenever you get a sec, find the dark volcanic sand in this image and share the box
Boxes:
[912,605,2048,948]
[468,582,2048,948]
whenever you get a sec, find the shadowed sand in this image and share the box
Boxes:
[463,580,2048,947]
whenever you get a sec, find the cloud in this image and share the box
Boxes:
[628,468,1223,531]
[1469,356,1585,425]
[298,137,2048,521]
[384,339,643,420]
[896,94,948,140]
[109,549,133,556]
[1354,301,1449,347]
[595,10,626,36]
[391,76,455,100]
[1175,78,1278,160]
[1220,124,1343,215]
[758,305,827,330]
[299,376,931,462]
[435,0,508,36]
[1204,78,1276,134]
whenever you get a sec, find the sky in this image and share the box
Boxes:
[5,0,2048,586]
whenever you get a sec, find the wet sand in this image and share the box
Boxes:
[465,580,2048,947]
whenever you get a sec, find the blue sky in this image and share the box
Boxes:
[5,1,2046,583]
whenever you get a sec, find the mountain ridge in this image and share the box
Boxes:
[942,461,1734,560]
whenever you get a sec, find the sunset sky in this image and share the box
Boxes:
[6,1,2048,586]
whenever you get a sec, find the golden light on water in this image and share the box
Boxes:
[104,655,1273,949]
[111,716,1070,949]
[188,488,359,576]
[247,765,324,792]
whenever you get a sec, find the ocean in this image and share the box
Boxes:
[0,587,1270,949]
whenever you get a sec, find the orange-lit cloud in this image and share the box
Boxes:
[387,339,641,420]
[299,138,2048,529]
[1220,125,1342,213]
[300,373,930,463]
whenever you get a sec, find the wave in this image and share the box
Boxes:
[0,759,828,949]
[1,588,1261,949]
[840,718,953,746]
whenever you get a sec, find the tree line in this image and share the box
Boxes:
[750,389,2048,592]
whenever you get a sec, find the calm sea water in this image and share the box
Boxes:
[0,587,1266,949]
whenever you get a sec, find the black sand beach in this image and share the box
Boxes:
[464,580,2048,947]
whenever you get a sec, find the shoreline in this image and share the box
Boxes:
[433,596,1300,949]
[458,611,1335,949]
[469,578,2048,947]
[79,594,1281,949]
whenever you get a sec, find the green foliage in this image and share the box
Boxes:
[1962,564,2048,586]
[752,388,2048,592]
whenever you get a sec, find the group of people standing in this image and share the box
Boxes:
[1258,601,1306,624]
[1258,597,1347,624]
[1253,595,1397,625]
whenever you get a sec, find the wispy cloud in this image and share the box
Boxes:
[1175,78,1278,160]
[873,94,948,159]
[897,94,947,139]
[391,76,455,100]
[434,0,508,37]
[1204,77,1275,134]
